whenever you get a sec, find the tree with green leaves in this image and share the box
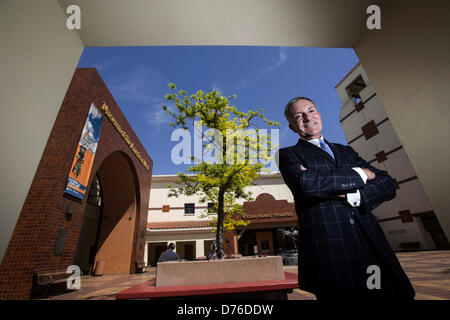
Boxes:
[163,83,279,259]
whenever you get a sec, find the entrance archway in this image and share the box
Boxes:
[73,174,102,274]
[74,151,140,275]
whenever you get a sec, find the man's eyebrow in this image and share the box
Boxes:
[293,106,315,115]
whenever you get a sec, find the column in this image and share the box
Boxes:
[195,240,204,258]
[144,242,149,266]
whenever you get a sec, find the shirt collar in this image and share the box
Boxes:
[300,135,325,148]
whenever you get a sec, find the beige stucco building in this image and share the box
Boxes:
[146,173,297,266]
[336,64,449,251]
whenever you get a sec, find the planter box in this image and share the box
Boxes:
[156,256,284,287]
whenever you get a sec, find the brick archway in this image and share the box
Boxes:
[74,151,140,275]
[0,69,152,299]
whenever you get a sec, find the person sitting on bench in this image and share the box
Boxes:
[158,243,181,262]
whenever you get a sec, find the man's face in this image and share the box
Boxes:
[288,99,323,140]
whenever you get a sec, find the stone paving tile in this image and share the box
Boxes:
[414,293,447,300]
[288,289,316,300]
[45,250,450,300]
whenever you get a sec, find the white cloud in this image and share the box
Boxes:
[238,47,289,89]
[267,47,288,72]
[108,64,161,105]
[106,64,173,130]
[146,102,171,130]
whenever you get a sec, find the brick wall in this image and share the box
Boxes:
[0,68,153,299]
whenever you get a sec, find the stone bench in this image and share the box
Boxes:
[117,256,297,300]
[156,256,285,287]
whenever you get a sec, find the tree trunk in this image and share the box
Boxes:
[216,188,225,259]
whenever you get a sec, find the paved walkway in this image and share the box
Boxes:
[45,250,450,300]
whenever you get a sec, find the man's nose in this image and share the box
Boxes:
[303,113,312,122]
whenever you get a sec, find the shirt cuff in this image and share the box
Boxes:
[347,190,361,207]
[352,167,367,184]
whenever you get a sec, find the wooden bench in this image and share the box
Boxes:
[33,267,74,298]
[116,272,298,300]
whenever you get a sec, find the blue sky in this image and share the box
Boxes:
[77,46,359,175]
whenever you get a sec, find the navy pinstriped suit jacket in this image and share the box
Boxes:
[278,138,415,299]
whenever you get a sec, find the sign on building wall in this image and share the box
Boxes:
[65,103,103,199]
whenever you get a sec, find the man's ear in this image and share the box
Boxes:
[289,123,297,133]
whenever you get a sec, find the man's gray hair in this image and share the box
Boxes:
[284,96,316,122]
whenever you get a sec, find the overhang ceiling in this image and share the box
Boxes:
[57,0,382,48]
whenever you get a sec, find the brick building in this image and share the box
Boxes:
[0,68,153,299]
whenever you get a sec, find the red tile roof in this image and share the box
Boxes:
[147,220,213,230]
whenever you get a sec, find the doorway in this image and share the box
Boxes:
[176,241,196,260]
[256,231,274,255]
[73,175,102,275]
[419,212,450,249]
[73,152,139,275]
[147,242,167,266]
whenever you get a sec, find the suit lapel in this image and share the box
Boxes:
[293,138,337,166]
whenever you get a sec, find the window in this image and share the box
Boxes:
[345,75,367,105]
[87,175,102,207]
[207,202,215,214]
[184,203,195,214]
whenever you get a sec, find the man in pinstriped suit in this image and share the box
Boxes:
[278,97,415,300]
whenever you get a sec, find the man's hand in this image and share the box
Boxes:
[362,168,376,180]
[300,165,307,171]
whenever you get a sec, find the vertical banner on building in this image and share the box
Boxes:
[65,103,103,199]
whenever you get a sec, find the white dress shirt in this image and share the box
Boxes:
[302,136,367,207]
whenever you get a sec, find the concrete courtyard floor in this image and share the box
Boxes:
[44,250,450,300]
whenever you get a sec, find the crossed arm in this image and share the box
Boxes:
[278,146,396,212]
[343,146,397,212]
